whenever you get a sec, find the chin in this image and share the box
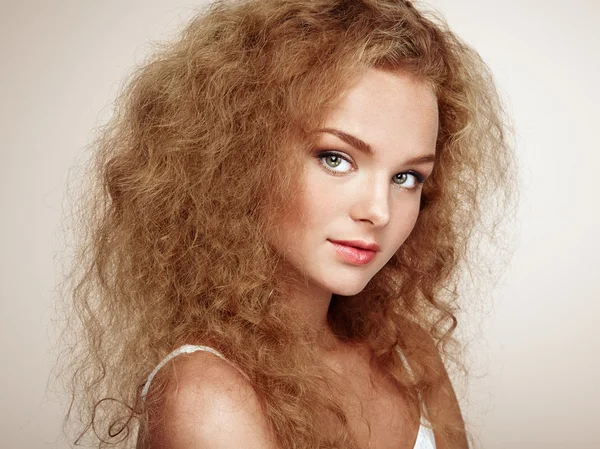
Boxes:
[327,278,371,297]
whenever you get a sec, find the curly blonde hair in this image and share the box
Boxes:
[57,0,516,448]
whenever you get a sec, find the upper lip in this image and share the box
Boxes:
[328,239,381,252]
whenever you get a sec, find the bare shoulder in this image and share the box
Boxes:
[143,349,278,449]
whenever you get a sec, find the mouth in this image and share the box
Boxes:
[327,240,378,265]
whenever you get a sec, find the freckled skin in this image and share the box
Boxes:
[273,68,439,298]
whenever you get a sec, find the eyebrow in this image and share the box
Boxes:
[316,127,436,166]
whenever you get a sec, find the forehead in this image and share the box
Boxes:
[321,68,439,157]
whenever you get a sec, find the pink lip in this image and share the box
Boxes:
[328,239,381,252]
[328,240,378,265]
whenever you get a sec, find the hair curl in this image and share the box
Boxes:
[56,0,516,448]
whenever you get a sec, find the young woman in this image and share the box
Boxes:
[59,1,515,448]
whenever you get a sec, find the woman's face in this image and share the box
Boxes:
[273,68,438,297]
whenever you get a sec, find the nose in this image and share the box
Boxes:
[348,176,391,227]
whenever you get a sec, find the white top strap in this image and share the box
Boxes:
[414,424,436,449]
[395,345,413,375]
[141,344,241,401]
[396,346,435,430]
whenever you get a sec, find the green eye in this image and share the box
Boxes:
[316,151,353,174]
[325,155,342,168]
[393,173,408,184]
[392,171,425,190]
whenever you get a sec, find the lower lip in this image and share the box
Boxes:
[329,241,377,265]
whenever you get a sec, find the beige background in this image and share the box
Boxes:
[1,1,598,448]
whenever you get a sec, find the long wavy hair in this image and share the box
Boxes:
[57,0,516,448]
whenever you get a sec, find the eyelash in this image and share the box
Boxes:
[316,150,427,190]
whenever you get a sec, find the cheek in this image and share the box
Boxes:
[299,173,339,226]
[390,203,421,248]
[273,182,330,252]
[407,205,421,230]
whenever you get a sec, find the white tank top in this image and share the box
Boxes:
[141,344,436,449]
